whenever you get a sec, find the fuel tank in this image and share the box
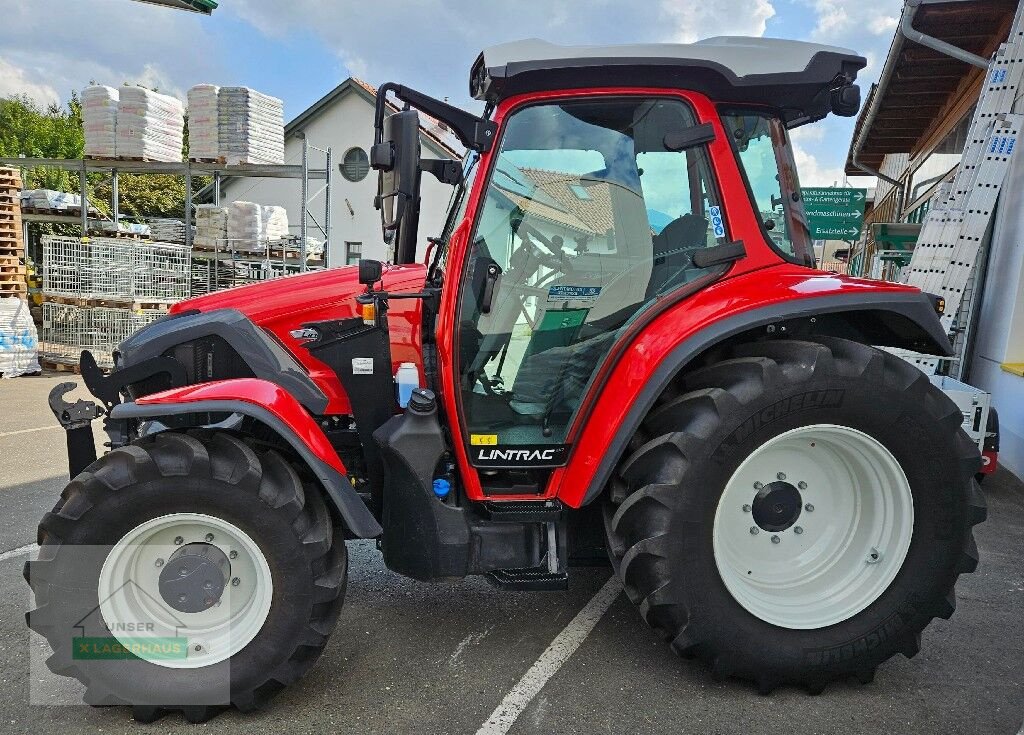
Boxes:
[171,263,429,414]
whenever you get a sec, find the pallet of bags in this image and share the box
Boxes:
[82,86,118,159]
[187,84,220,162]
[226,201,264,252]
[116,87,185,162]
[218,87,285,165]
[0,296,40,377]
[261,205,289,240]
[194,204,227,251]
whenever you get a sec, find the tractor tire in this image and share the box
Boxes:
[24,430,347,723]
[604,337,985,693]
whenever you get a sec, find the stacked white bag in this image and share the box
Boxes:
[82,86,119,158]
[194,205,228,251]
[116,87,184,162]
[187,84,220,161]
[226,201,264,251]
[261,206,289,241]
[0,297,41,378]
[219,87,285,165]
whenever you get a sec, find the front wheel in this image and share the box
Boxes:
[604,338,986,692]
[25,430,347,722]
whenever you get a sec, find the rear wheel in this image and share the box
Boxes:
[604,338,986,692]
[25,430,347,722]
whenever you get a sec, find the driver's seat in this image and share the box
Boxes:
[646,213,708,298]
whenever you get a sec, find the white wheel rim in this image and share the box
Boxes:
[712,424,913,629]
[98,513,273,669]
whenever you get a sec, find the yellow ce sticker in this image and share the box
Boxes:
[470,434,498,446]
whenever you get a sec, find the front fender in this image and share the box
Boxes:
[109,378,382,538]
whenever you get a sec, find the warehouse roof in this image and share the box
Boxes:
[844,0,1017,175]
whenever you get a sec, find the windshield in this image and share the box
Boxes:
[720,111,814,266]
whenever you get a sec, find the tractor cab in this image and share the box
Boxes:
[370,37,865,485]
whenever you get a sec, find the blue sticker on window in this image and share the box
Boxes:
[547,285,602,303]
[709,206,726,238]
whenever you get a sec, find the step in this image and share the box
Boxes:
[487,567,569,591]
[481,500,565,523]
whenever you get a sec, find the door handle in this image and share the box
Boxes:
[481,263,501,314]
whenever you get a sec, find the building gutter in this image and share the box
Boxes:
[849,0,991,221]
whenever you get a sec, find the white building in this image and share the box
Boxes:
[213,78,463,266]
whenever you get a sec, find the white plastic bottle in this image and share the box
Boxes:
[395,362,420,408]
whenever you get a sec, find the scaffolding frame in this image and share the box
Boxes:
[1,154,332,272]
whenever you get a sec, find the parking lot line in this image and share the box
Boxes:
[0,543,37,563]
[475,575,621,735]
[0,426,59,439]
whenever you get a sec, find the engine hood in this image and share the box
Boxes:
[170,262,429,414]
[172,263,428,323]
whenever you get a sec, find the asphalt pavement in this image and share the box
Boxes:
[1,372,1022,734]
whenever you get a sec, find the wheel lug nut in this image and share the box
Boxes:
[742,504,752,513]
[771,535,781,544]
[753,481,763,490]
[794,526,804,535]
[229,550,238,559]
[205,533,215,543]
[174,536,184,545]
[805,503,815,512]
[749,526,759,535]
[154,558,164,567]
[777,472,786,481]
[797,481,807,490]
[194,644,202,652]
[231,577,241,586]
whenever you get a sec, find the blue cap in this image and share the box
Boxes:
[432,478,451,499]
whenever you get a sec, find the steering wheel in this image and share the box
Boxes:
[513,223,574,275]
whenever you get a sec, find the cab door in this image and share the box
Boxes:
[452,95,731,494]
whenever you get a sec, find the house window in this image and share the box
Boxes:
[569,184,591,200]
[345,241,362,265]
[341,147,370,182]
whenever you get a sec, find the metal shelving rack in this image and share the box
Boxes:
[0,154,333,271]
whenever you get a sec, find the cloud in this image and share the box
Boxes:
[0,1,226,105]
[660,0,776,43]
[227,0,776,106]
[0,57,60,107]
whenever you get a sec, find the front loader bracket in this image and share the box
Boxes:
[48,382,104,479]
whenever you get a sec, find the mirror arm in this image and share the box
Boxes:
[374,82,497,153]
[420,159,463,186]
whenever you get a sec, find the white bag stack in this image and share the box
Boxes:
[226,200,264,251]
[219,87,285,165]
[194,204,228,250]
[82,86,119,158]
[116,87,185,162]
[0,297,40,378]
[261,205,289,241]
[187,84,220,161]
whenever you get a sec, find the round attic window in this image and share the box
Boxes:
[341,147,370,182]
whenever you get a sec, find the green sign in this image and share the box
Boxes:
[73,636,189,660]
[801,187,867,240]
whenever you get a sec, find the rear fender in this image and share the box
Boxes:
[109,378,382,538]
[555,266,952,508]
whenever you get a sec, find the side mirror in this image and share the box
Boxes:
[373,109,422,261]
[358,258,383,286]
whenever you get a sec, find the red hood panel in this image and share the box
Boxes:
[172,263,428,415]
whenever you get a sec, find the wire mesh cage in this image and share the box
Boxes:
[42,235,191,303]
[41,301,165,367]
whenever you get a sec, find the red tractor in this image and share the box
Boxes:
[27,37,984,722]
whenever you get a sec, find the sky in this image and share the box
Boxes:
[1,0,904,189]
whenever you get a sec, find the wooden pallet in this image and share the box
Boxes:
[189,156,227,164]
[40,358,81,374]
[0,262,25,276]
[0,281,27,296]
[44,294,172,311]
